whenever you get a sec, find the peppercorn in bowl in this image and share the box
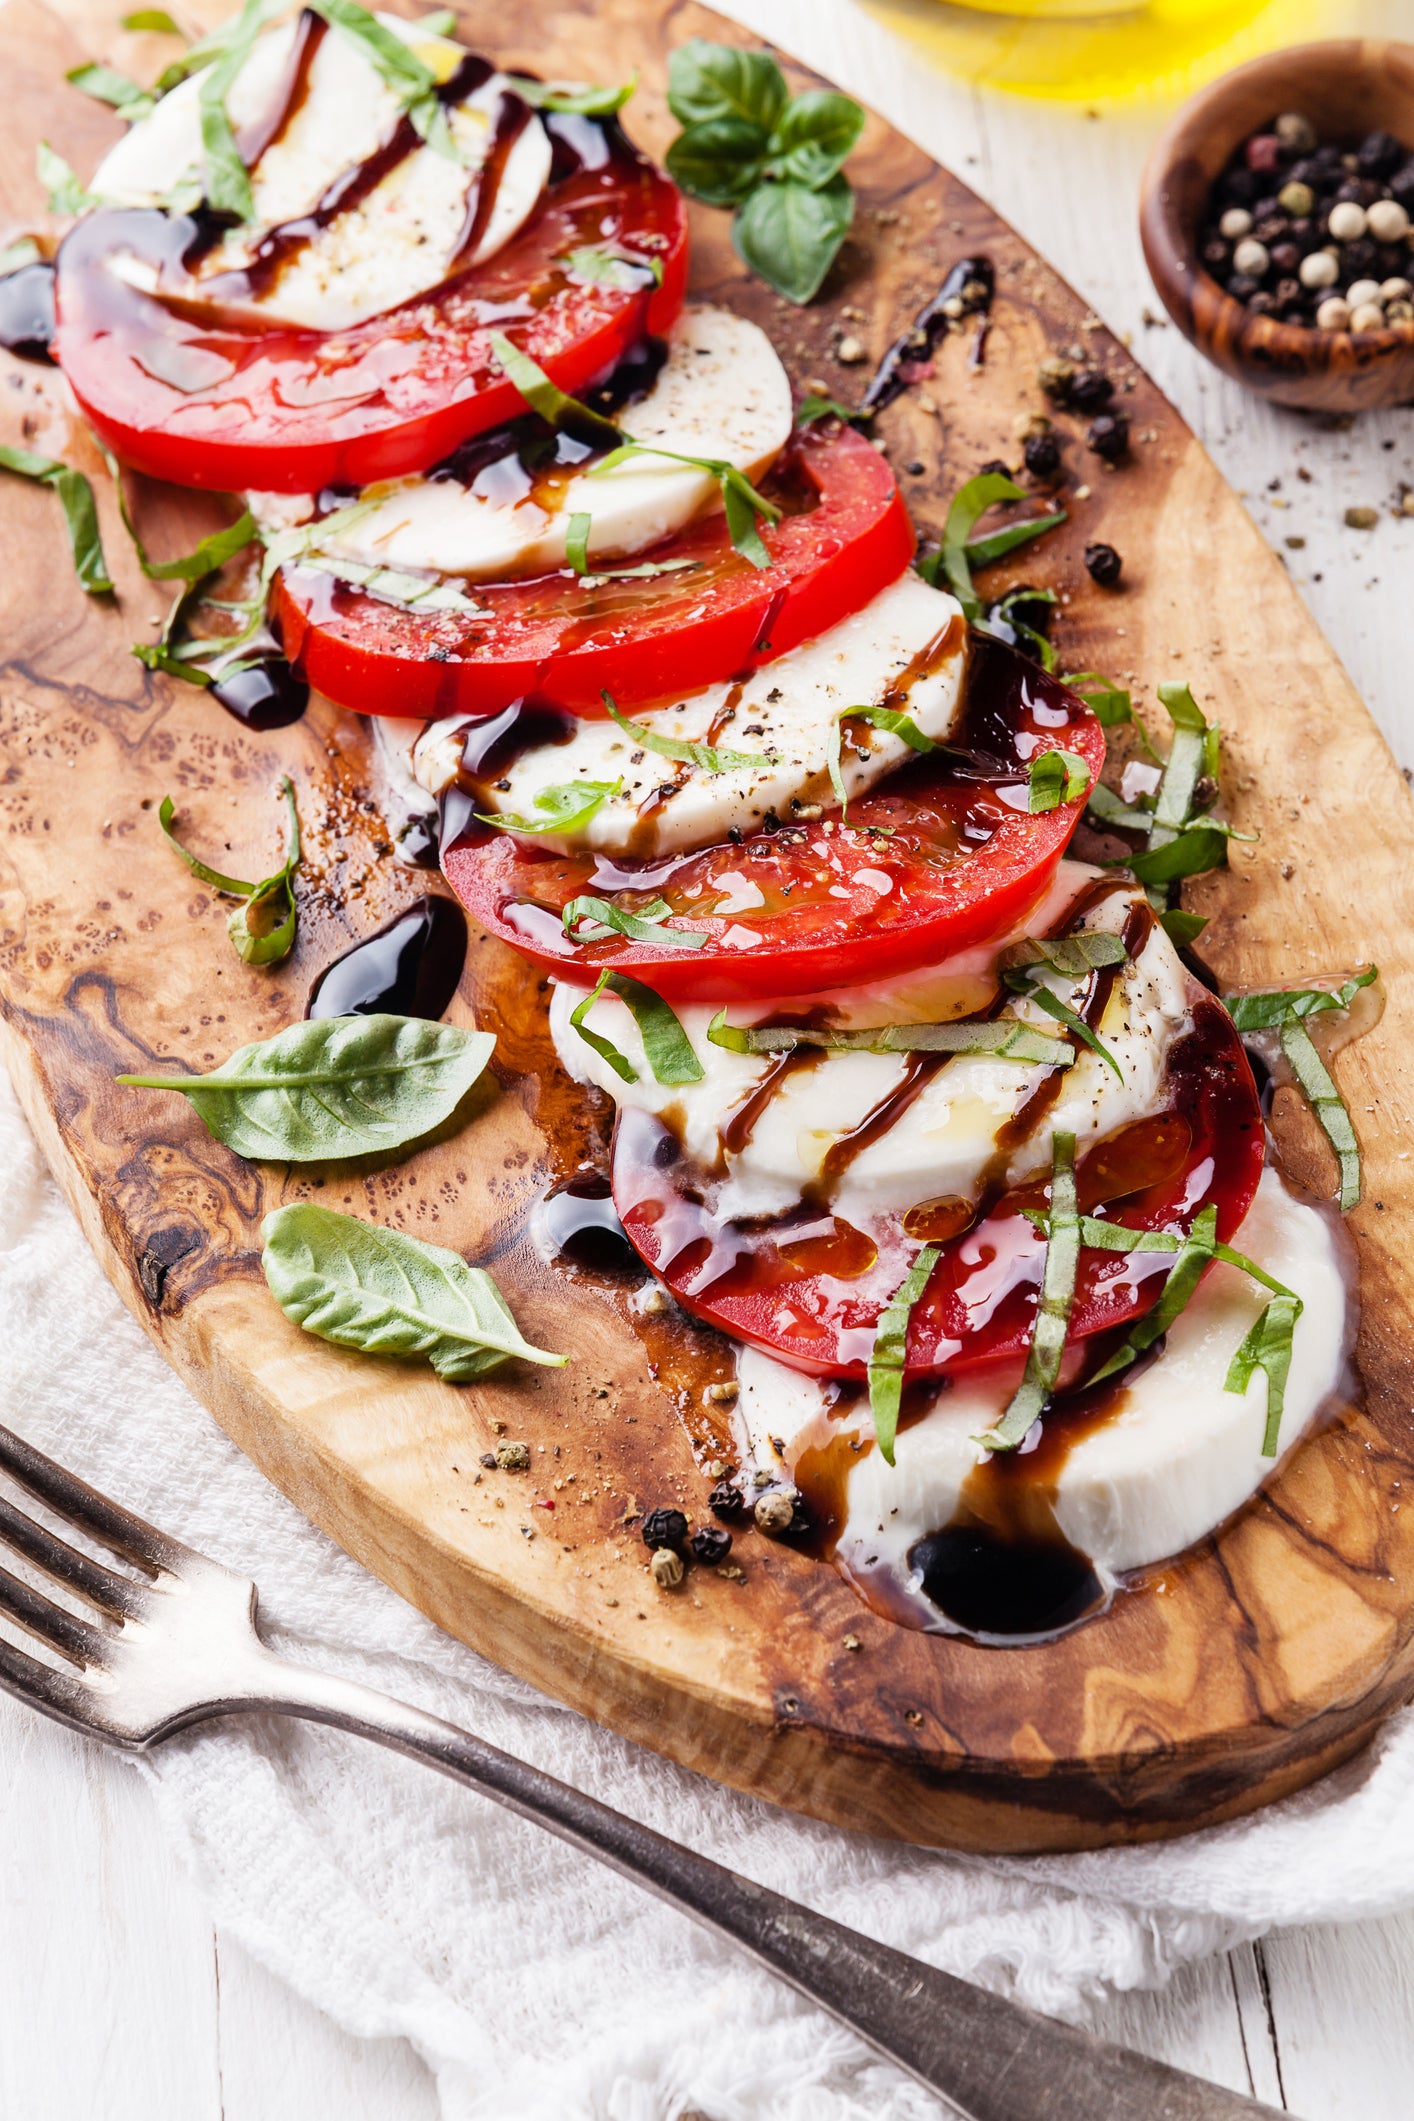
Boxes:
[1140,39,1414,413]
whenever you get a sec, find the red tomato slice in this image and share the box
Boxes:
[611,988,1265,1381]
[274,419,915,718]
[440,637,1105,1001]
[54,118,687,494]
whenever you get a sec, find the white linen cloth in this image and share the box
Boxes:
[5,1064,1414,2121]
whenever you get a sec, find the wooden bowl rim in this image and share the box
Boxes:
[1140,38,1414,369]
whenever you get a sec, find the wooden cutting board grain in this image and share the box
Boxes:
[3,0,1414,1853]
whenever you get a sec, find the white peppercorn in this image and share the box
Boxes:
[1350,301,1388,331]
[1345,277,1383,309]
[753,1489,797,1536]
[1380,276,1413,302]
[1328,200,1369,242]
[1232,237,1270,277]
[1368,197,1411,244]
[1387,298,1414,321]
[1219,207,1253,240]
[1299,249,1340,289]
[1315,294,1352,330]
[650,1545,684,1589]
[1274,111,1316,152]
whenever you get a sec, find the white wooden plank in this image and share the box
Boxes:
[1085,1946,1258,2099]
[1228,1941,1288,2111]
[214,1931,442,2121]
[0,1701,222,2121]
[1259,1915,1414,2121]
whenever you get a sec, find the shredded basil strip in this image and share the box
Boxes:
[935,471,1028,621]
[990,585,1059,672]
[481,779,619,836]
[1086,782,1154,833]
[1062,670,1133,732]
[601,690,779,773]
[564,512,592,574]
[37,142,95,215]
[980,1131,1080,1452]
[0,445,113,595]
[591,440,780,569]
[487,331,622,448]
[1149,681,1210,844]
[1226,1295,1302,1456]
[1001,933,1126,1082]
[561,894,707,951]
[569,969,704,1087]
[67,61,155,119]
[1223,964,1377,1033]
[796,393,861,425]
[160,779,302,967]
[1024,1210,1299,1296]
[509,74,637,116]
[706,1011,1074,1065]
[964,509,1067,569]
[1125,822,1233,887]
[1027,748,1090,814]
[1160,908,1209,947]
[1280,1019,1363,1211]
[123,9,183,30]
[105,456,258,584]
[313,0,436,96]
[562,244,661,290]
[1089,1205,1219,1385]
[868,1245,942,1466]
[826,700,940,816]
[198,0,267,220]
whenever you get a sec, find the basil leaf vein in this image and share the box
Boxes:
[706,1012,1074,1065]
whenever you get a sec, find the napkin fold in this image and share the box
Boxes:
[4,1064,1414,2121]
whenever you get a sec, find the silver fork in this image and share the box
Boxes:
[0,1416,1294,2121]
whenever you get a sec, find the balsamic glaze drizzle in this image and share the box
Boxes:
[307,895,467,1020]
[859,255,994,415]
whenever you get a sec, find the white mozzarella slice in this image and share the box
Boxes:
[548,869,1191,1231]
[316,306,794,582]
[91,15,550,330]
[733,1165,1349,1609]
[430,571,964,857]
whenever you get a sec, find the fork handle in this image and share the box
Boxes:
[239,1650,1291,2121]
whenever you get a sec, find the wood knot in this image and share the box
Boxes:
[136,1225,203,1309]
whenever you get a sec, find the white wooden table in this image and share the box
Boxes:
[5,0,1414,2113]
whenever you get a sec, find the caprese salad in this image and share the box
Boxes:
[5,4,1374,1642]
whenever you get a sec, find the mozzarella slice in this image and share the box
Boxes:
[91,14,550,330]
[548,868,1191,1231]
[733,1165,1349,1615]
[313,306,794,582]
[411,571,964,857]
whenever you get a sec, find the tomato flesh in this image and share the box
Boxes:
[611,993,1266,1380]
[54,117,687,494]
[441,636,1105,1000]
[274,420,915,719]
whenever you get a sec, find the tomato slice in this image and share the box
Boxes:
[440,636,1104,1000]
[274,419,915,719]
[611,991,1265,1381]
[54,117,687,494]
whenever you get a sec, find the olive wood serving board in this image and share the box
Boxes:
[3,0,1414,1855]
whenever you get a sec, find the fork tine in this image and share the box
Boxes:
[0,1421,186,1574]
[0,1559,111,1668]
[0,1631,97,1720]
[0,1493,147,1618]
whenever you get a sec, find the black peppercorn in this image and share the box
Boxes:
[1087,410,1129,462]
[1022,431,1061,478]
[1253,212,1287,243]
[1084,540,1123,587]
[1221,166,1260,206]
[1201,238,1230,271]
[641,1506,689,1551]
[1391,160,1414,211]
[1340,237,1378,278]
[1227,272,1260,301]
[689,1525,733,1565]
[708,1478,747,1519]
[978,456,1014,478]
[1270,241,1301,274]
[1358,129,1403,177]
[1070,368,1114,411]
[1247,290,1279,314]
[478,1452,497,1469]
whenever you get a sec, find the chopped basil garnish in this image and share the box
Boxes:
[868,1244,942,1465]
[0,445,112,595]
[979,1130,1080,1451]
[1226,1296,1301,1456]
[1061,669,1133,732]
[561,894,707,951]
[509,75,636,117]
[665,42,862,303]
[159,777,302,966]
[1224,964,1377,1033]
[1001,931,1127,1082]
[1279,1019,1363,1212]
[569,969,704,1087]
[826,700,939,814]
[36,142,95,216]
[1089,1204,1218,1384]
[261,1202,567,1380]
[106,458,258,583]
[796,393,863,426]
[706,1012,1074,1065]
[488,331,622,448]
[67,61,155,120]
[481,779,620,835]
[990,584,1058,671]
[923,475,1066,623]
[561,244,661,291]
[123,9,183,30]
[1027,748,1090,814]
[601,690,780,772]
[965,509,1067,569]
[117,1013,495,1162]
[198,0,267,220]
[1086,782,1154,833]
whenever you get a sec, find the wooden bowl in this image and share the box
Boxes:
[1140,40,1414,413]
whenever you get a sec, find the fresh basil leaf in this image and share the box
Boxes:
[667,39,786,132]
[481,778,619,835]
[198,0,267,220]
[1086,781,1154,833]
[0,444,113,595]
[561,894,707,951]
[1028,748,1090,813]
[1160,908,1208,947]
[1279,1018,1362,1211]
[262,1202,566,1379]
[1222,964,1377,1034]
[766,90,864,191]
[666,116,767,207]
[561,244,661,291]
[705,1011,1074,1065]
[978,1131,1080,1451]
[123,8,183,29]
[487,330,622,449]
[117,1013,494,1161]
[67,61,155,119]
[939,471,1027,622]
[161,777,302,966]
[510,74,636,116]
[1225,1293,1302,1456]
[36,141,94,216]
[733,172,852,306]
[601,690,778,773]
[1089,1204,1218,1384]
[1061,669,1132,730]
[313,0,435,97]
[796,393,860,425]
[1124,821,1230,887]
[965,510,1067,570]
[867,1244,941,1466]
